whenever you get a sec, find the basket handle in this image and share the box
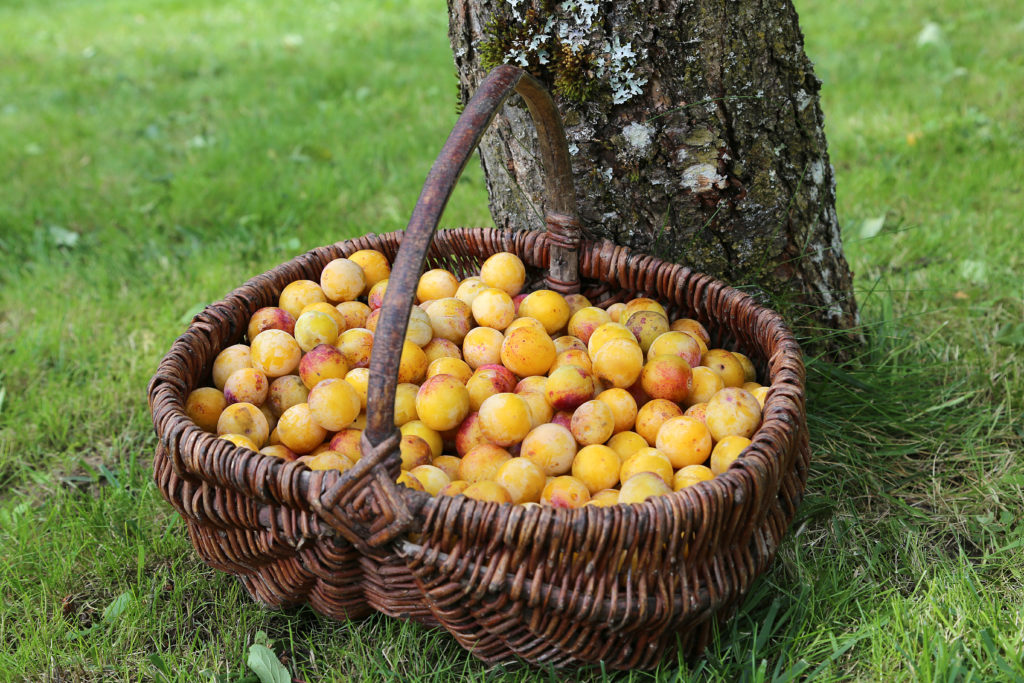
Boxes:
[317,66,580,548]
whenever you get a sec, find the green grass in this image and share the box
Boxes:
[0,0,1022,680]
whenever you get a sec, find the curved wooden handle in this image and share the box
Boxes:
[364,65,579,451]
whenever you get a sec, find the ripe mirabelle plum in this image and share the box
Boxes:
[250,330,301,378]
[402,306,434,347]
[592,338,644,389]
[217,402,270,448]
[480,252,526,297]
[320,257,366,303]
[549,349,593,375]
[647,331,703,368]
[343,368,369,410]
[514,375,547,395]
[620,448,674,487]
[462,326,504,368]
[701,349,746,388]
[186,387,228,432]
[259,444,297,461]
[425,297,473,345]
[571,445,621,494]
[587,488,620,507]
[494,457,546,504]
[673,464,714,491]
[596,388,638,434]
[463,481,512,504]
[453,411,488,457]
[618,472,671,504]
[335,301,371,330]
[417,269,459,302]
[683,402,708,425]
[393,383,419,426]
[518,390,553,428]
[276,403,327,454]
[623,297,667,321]
[545,365,595,412]
[422,337,462,363]
[299,344,349,389]
[415,374,471,431]
[219,433,259,451]
[431,455,461,481]
[300,302,346,333]
[347,249,390,294]
[750,385,769,408]
[670,318,710,344]
[426,357,473,385]
[607,431,648,462]
[466,365,516,410]
[336,328,374,369]
[400,420,443,459]
[501,326,557,378]
[517,290,570,335]
[606,302,627,323]
[307,378,361,431]
[223,368,269,406]
[704,388,762,441]
[399,435,433,470]
[710,435,752,475]
[521,423,577,475]
[439,480,471,496]
[625,311,670,353]
[367,279,388,310]
[640,355,693,403]
[570,400,615,446]
[553,335,588,355]
[458,444,512,483]
[454,276,488,306]
[397,341,428,384]
[478,393,532,446]
[310,442,334,457]
[655,416,712,468]
[308,451,355,473]
[587,322,634,358]
[294,310,339,352]
[540,476,590,508]
[248,307,296,342]
[212,344,252,389]
[267,375,308,417]
[329,429,363,461]
[279,280,327,320]
[635,399,683,445]
[684,366,725,407]
[733,352,758,383]
[567,307,612,345]
[396,471,425,491]
[563,293,592,316]
[409,465,451,495]
[471,288,516,330]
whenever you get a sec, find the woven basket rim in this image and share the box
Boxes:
[149,227,804,535]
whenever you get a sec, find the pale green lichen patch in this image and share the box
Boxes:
[479,1,648,104]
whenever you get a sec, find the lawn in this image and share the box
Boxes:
[0,0,1021,680]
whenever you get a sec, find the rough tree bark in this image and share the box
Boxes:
[448,0,860,344]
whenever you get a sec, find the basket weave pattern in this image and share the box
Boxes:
[148,67,809,669]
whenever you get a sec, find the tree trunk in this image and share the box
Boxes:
[447,0,860,346]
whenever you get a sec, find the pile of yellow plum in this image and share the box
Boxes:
[185,249,769,508]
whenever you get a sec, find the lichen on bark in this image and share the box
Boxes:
[448,0,861,348]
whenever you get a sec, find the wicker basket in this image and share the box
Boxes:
[148,65,809,669]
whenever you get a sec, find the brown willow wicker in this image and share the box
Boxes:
[148,65,809,669]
